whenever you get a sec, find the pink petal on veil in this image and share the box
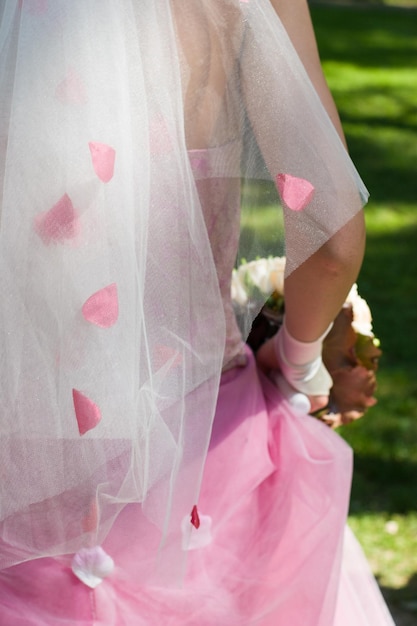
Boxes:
[82,284,119,328]
[276,174,315,212]
[73,389,102,435]
[89,142,116,183]
[34,194,80,244]
[56,69,87,105]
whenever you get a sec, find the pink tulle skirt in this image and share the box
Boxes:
[0,350,394,625]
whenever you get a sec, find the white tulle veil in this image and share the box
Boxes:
[0,0,367,583]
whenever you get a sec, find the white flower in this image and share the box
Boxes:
[231,256,286,303]
[245,258,274,294]
[269,256,286,296]
[231,269,248,305]
[346,283,373,336]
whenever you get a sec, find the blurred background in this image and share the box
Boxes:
[310,1,417,623]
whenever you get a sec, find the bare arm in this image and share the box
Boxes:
[269,0,347,148]
[255,0,366,406]
[266,0,365,342]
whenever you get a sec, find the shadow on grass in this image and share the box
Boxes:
[311,4,417,70]
[348,129,417,205]
[343,222,417,514]
[358,223,417,367]
[381,574,417,625]
[313,4,417,204]
[348,453,417,513]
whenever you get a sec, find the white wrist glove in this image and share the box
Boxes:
[272,320,333,396]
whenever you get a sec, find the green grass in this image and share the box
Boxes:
[349,513,417,589]
[314,4,417,611]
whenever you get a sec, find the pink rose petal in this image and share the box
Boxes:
[182,511,213,551]
[34,194,80,244]
[82,283,118,328]
[72,389,102,435]
[89,142,116,183]
[72,547,114,588]
[190,504,200,529]
[55,69,87,105]
[276,173,315,212]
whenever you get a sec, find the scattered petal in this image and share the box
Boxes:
[89,142,116,183]
[190,505,200,529]
[73,389,102,435]
[82,284,119,328]
[34,194,80,244]
[182,512,213,551]
[276,173,315,212]
[56,69,87,105]
[72,547,114,588]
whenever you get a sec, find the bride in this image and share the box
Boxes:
[0,0,395,623]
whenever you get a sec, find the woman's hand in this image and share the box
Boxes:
[256,336,329,414]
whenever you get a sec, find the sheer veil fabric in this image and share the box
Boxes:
[0,0,370,605]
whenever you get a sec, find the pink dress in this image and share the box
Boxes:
[0,357,395,625]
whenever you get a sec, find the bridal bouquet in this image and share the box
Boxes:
[232,257,382,428]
